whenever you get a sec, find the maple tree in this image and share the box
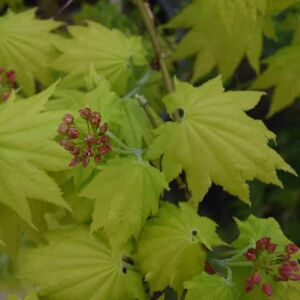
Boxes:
[1,0,300,299]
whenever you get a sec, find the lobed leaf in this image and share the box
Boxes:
[20,226,146,300]
[253,42,300,116]
[81,158,168,246]
[185,272,238,300]
[167,0,300,82]
[0,86,69,227]
[137,202,223,293]
[51,21,147,94]
[0,9,60,95]
[232,214,291,249]
[147,77,295,207]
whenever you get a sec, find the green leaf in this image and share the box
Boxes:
[232,215,291,249]
[119,98,154,147]
[274,281,300,300]
[61,179,94,223]
[137,202,223,293]
[252,45,300,116]
[185,272,238,300]
[81,158,168,246]
[0,86,70,227]
[0,204,22,257]
[51,21,147,94]
[20,226,146,300]
[147,77,295,207]
[7,293,39,300]
[48,78,123,131]
[0,9,60,95]
[0,200,54,258]
[167,0,299,81]
[49,78,154,148]
[267,0,300,14]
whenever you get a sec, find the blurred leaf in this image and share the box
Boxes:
[0,9,60,95]
[52,21,147,94]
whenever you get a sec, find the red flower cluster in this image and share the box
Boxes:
[244,237,299,297]
[58,108,111,167]
[0,67,16,102]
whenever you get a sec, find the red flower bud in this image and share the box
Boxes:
[79,107,92,120]
[85,134,95,146]
[0,67,4,73]
[94,155,102,163]
[69,156,80,167]
[68,127,79,139]
[58,123,68,135]
[99,123,108,133]
[245,248,256,261]
[90,112,101,126]
[95,138,102,145]
[101,135,109,143]
[63,113,74,125]
[289,261,299,269]
[71,147,80,156]
[256,237,271,250]
[6,70,15,84]
[286,243,298,255]
[62,140,75,151]
[262,284,272,297]
[266,243,277,253]
[252,272,261,284]
[245,278,254,293]
[99,146,107,155]
[105,144,112,152]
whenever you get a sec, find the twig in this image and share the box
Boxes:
[135,94,159,128]
[134,0,174,94]
[51,0,75,20]
[134,0,188,194]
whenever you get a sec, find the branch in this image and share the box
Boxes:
[135,0,188,194]
[135,0,174,94]
[135,94,159,128]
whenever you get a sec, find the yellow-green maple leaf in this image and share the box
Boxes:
[51,21,147,94]
[230,215,300,300]
[20,226,146,300]
[7,293,39,300]
[185,272,238,300]
[49,77,154,148]
[147,77,295,207]
[81,158,168,246]
[0,86,69,227]
[137,202,223,293]
[232,215,291,249]
[167,0,300,82]
[119,98,154,147]
[253,30,300,116]
[0,9,60,95]
[48,78,123,131]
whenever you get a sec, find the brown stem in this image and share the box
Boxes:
[135,0,174,94]
[135,0,188,195]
